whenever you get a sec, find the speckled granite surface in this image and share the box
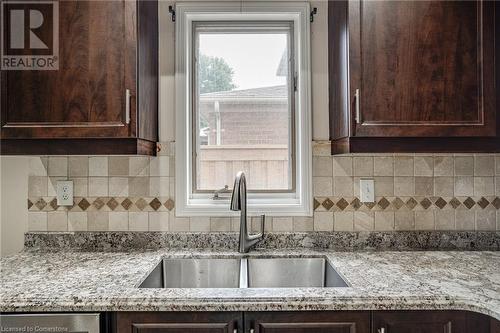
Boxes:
[24,231,500,251]
[1,249,499,320]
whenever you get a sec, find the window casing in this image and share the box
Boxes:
[175,2,312,216]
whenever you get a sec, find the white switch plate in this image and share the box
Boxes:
[359,179,375,203]
[57,180,73,206]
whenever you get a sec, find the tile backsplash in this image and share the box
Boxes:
[26,141,500,232]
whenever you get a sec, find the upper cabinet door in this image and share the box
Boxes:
[349,0,496,137]
[1,1,134,139]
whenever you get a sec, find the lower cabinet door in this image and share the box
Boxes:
[245,311,371,333]
[372,311,466,333]
[114,312,242,333]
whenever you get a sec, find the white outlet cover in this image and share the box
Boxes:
[359,179,375,203]
[57,180,73,206]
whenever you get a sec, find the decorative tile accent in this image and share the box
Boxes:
[322,198,334,210]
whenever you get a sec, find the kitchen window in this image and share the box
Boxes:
[175,2,312,216]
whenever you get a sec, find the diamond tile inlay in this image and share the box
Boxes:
[135,198,148,210]
[336,198,349,210]
[106,198,119,210]
[149,198,162,211]
[463,197,475,209]
[49,198,59,210]
[78,198,91,211]
[405,198,418,210]
[364,202,376,209]
[491,197,500,209]
[93,198,105,210]
[392,198,404,210]
[449,197,461,209]
[121,198,133,210]
[322,198,334,211]
[313,198,321,210]
[164,198,175,211]
[477,197,490,209]
[35,198,47,210]
[350,198,362,209]
[434,197,447,209]
[377,197,390,210]
[420,198,432,209]
[27,199,33,210]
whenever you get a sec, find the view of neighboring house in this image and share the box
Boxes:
[197,85,291,191]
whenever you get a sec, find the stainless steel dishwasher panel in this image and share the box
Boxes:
[0,313,100,333]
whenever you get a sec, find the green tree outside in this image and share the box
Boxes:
[198,54,236,94]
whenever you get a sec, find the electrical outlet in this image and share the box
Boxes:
[57,180,73,206]
[360,179,375,203]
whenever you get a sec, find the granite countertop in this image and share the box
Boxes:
[1,249,499,320]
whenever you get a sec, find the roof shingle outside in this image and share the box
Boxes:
[200,85,287,99]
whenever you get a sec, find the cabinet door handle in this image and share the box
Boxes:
[125,89,131,124]
[233,330,237,333]
[377,328,385,333]
[354,88,361,124]
[249,329,254,333]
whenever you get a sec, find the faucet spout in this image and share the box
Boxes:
[230,171,265,253]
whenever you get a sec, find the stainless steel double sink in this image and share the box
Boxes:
[139,257,349,289]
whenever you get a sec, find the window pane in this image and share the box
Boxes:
[195,26,293,191]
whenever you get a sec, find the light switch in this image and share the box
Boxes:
[359,179,375,203]
[57,180,73,206]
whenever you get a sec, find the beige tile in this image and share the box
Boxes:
[47,177,65,196]
[109,157,129,176]
[251,216,271,232]
[68,212,87,231]
[474,155,495,176]
[89,177,108,197]
[374,211,394,231]
[273,217,293,231]
[415,177,433,196]
[48,157,67,177]
[211,217,232,232]
[414,156,433,176]
[169,215,190,231]
[395,211,415,230]
[454,156,474,176]
[374,156,393,176]
[394,156,414,176]
[334,212,353,231]
[374,177,394,196]
[497,177,500,196]
[455,177,474,196]
[415,211,435,230]
[149,212,169,231]
[474,177,495,196]
[129,177,150,197]
[28,212,47,231]
[496,156,500,175]
[312,141,331,156]
[73,178,88,197]
[476,210,496,231]
[313,156,333,177]
[149,177,170,197]
[28,157,48,176]
[497,211,500,231]
[129,157,150,176]
[87,212,109,231]
[190,217,211,232]
[313,177,333,196]
[435,211,455,230]
[47,211,67,231]
[169,157,176,177]
[313,212,333,231]
[333,177,353,196]
[109,212,129,231]
[333,156,352,176]
[434,177,454,196]
[353,157,373,176]
[129,212,149,231]
[28,176,47,196]
[89,157,108,176]
[354,212,374,231]
[293,217,313,231]
[394,177,414,196]
[68,157,88,177]
[150,156,170,177]
[109,177,128,196]
[455,210,475,231]
[434,156,454,176]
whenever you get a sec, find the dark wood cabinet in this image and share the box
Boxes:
[245,311,370,333]
[329,0,499,153]
[114,312,242,333]
[1,0,158,155]
[372,311,466,333]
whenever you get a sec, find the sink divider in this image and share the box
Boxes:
[239,259,248,288]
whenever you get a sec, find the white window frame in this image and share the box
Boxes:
[175,1,312,217]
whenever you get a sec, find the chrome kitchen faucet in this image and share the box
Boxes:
[230,171,265,253]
